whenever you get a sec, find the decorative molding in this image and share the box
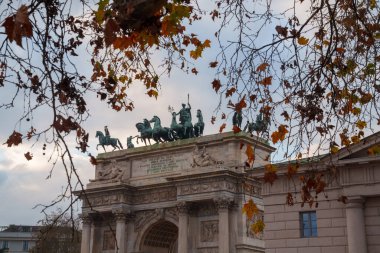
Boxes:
[197,202,218,217]
[214,197,234,210]
[200,220,218,242]
[132,187,177,204]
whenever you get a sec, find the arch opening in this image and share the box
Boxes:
[140,220,178,253]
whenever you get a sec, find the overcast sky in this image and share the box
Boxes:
[0,0,310,226]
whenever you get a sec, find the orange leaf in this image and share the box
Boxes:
[89,154,98,165]
[259,76,272,86]
[263,164,278,185]
[298,36,309,45]
[235,95,247,111]
[245,144,255,164]
[271,125,288,144]
[4,131,23,147]
[219,123,226,133]
[356,120,367,130]
[233,125,241,134]
[242,199,259,220]
[256,63,269,72]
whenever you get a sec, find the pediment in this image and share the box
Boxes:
[321,131,380,164]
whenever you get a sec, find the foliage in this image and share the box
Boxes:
[1,0,379,226]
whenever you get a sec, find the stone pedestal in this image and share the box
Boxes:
[346,197,367,253]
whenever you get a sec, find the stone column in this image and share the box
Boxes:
[80,214,92,253]
[346,197,367,253]
[216,198,232,253]
[114,211,127,253]
[177,202,189,253]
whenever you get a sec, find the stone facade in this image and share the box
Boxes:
[251,132,380,253]
[77,132,274,253]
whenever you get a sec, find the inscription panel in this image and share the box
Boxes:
[132,153,190,177]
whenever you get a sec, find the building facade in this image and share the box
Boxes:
[251,132,380,253]
[77,132,274,253]
[0,225,39,253]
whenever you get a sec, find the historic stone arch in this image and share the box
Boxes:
[77,132,274,253]
[139,220,178,253]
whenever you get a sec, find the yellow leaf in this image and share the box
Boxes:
[356,120,367,130]
[330,146,339,154]
[245,144,255,164]
[298,36,309,45]
[147,89,158,99]
[251,219,265,234]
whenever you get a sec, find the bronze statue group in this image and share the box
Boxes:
[95,100,269,152]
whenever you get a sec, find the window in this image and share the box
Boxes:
[23,240,29,251]
[300,211,317,237]
[2,240,8,249]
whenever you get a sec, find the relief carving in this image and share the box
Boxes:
[91,160,126,183]
[200,220,218,242]
[179,180,225,195]
[191,146,223,167]
[133,187,176,204]
[134,208,179,232]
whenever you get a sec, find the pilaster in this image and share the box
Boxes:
[80,214,92,253]
[177,201,189,253]
[346,197,367,253]
[215,197,234,253]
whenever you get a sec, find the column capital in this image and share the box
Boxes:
[214,197,234,210]
[80,213,92,225]
[176,201,189,214]
[112,205,131,221]
[346,196,365,209]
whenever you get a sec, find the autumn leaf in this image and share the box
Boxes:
[209,61,218,68]
[286,192,294,206]
[4,131,23,147]
[242,199,259,219]
[191,68,198,75]
[286,164,298,179]
[211,116,216,125]
[27,127,36,140]
[233,125,241,134]
[256,63,269,72]
[356,120,366,130]
[240,142,244,150]
[263,164,278,185]
[330,145,339,154]
[104,18,119,47]
[275,26,288,37]
[298,36,309,45]
[226,87,236,97]
[245,144,255,164]
[212,79,221,93]
[89,154,98,165]
[24,152,33,161]
[2,5,33,47]
[271,125,288,144]
[251,219,265,234]
[368,145,380,155]
[235,95,247,111]
[147,89,158,99]
[259,76,272,86]
[219,123,226,133]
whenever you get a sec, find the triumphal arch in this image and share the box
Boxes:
[78,132,274,253]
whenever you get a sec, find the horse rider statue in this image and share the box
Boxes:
[104,126,111,143]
